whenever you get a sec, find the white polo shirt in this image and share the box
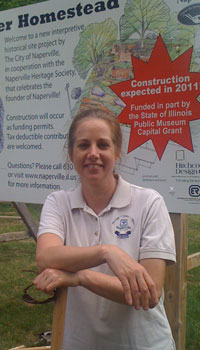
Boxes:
[38,175,176,350]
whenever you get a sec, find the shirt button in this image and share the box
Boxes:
[94,231,98,236]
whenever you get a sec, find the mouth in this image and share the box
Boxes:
[84,164,103,169]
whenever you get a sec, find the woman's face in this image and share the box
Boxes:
[69,118,119,186]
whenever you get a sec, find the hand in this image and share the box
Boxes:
[103,245,158,309]
[34,268,79,294]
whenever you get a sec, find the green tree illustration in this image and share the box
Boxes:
[73,18,117,80]
[163,15,196,56]
[120,0,170,47]
[163,14,200,71]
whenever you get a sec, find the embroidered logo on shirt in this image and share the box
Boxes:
[112,215,134,239]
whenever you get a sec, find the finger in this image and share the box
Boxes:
[139,285,150,310]
[34,273,52,291]
[143,271,158,305]
[129,278,140,310]
[34,269,48,284]
[45,275,62,292]
[34,279,47,291]
[45,281,57,294]
[120,276,133,305]
[136,274,150,310]
[34,275,44,286]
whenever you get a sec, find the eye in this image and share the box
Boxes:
[78,142,89,149]
[98,142,110,149]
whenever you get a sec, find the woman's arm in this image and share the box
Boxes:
[80,258,166,308]
[36,233,106,273]
[36,233,159,306]
[34,258,165,310]
[36,233,165,309]
[139,258,166,299]
[34,267,127,305]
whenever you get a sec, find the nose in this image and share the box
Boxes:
[87,144,99,160]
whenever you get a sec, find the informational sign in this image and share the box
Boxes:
[0,0,200,213]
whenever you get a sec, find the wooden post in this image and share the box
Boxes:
[51,287,67,350]
[187,252,200,271]
[12,202,38,241]
[165,213,188,350]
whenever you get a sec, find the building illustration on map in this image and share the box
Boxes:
[67,0,200,176]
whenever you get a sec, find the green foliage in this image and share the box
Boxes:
[186,215,200,350]
[187,266,200,350]
[73,18,117,79]
[163,14,196,62]
[121,0,170,45]
[0,203,42,234]
[188,215,200,255]
[0,0,48,11]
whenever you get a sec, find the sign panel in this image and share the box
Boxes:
[0,0,200,213]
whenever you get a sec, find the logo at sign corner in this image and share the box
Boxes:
[189,185,200,197]
[178,4,200,25]
[112,215,134,239]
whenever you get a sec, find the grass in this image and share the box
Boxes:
[0,202,25,234]
[0,203,199,349]
[0,203,42,234]
[0,203,52,350]
[0,240,53,350]
[186,215,200,350]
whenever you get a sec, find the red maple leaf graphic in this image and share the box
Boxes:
[110,35,200,160]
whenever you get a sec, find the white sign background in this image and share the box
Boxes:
[0,0,200,213]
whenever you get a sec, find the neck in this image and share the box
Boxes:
[82,176,118,214]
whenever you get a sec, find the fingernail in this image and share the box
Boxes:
[127,296,132,305]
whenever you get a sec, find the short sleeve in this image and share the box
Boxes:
[37,192,65,243]
[139,193,176,265]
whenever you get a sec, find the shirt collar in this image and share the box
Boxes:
[109,175,132,208]
[69,175,132,210]
[69,183,85,209]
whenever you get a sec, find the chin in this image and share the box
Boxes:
[84,174,103,183]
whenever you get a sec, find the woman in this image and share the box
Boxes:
[34,108,176,350]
